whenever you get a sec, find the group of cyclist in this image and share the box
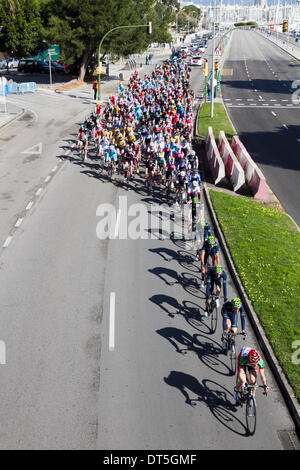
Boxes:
[76,55,269,405]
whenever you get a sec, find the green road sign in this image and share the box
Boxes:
[29,45,60,62]
[42,45,60,61]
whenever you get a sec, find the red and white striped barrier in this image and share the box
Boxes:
[231,136,269,200]
[218,131,245,192]
[206,127,226,185]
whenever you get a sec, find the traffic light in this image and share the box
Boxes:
[215,60,219,72]
[283,19,288,33]
[203,58,208,77]
[147,21,153,35]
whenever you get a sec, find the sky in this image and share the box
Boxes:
[183,0,300,5]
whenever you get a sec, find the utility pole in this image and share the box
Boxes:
[210,0,216,118]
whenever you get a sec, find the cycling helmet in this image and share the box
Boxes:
[180,171,186,177]
[248,349,261,364]
[204,222,210,230]
[208,236,215,245]
[109,145,115,150]
[192,180,198,187]
[190,150,196,156]
[231,297,241,309]
[216,265,222,274]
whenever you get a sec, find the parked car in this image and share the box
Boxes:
[197,44,206,53]
[0,59,6,69]
[18,60,55,74]
[51,61,67,73]
[190,56,203,66]
[6,58,19,68]
[56,60,70,71]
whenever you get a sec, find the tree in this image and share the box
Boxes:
[41,0,174,81]
[0,0,42,58]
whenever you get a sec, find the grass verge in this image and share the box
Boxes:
[209,189,300,403]
[197,102,236,142]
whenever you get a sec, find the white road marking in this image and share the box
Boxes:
[35,188,43,197]
[283,124,288,129]
[114,209,121,239]
[21,142,42,155]
[3,236,13,248]
[26,201,34,211]
[15,218,23,228]
[271,111,276,116]
[109,292,116,352]
[44,175,51,183]
[51,166,58,172]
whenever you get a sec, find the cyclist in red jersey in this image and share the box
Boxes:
[234,347,269,404]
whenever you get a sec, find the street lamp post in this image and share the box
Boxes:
[210,0,217,118]
[97,22,153,101]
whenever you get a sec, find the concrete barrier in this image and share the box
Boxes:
[205,126,214,153]
[218,131,245,192]
[205,127,226,185]
[231,135,269,199]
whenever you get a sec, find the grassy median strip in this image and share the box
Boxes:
[209,189,300,402]
[197,102,236,141]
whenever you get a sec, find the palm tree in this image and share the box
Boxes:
[7,0,20,14]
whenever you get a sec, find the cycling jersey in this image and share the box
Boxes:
[106,148,118,162]
[221,301,246,331]
[201,240,219,256]
[238,347,265,370]
[205,266,227,300]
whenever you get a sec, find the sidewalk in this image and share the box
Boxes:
[258,29,300,62]
[0,101,24,129]
[50,49,174,106]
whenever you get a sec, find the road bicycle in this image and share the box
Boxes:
[98,154,105,173]
[179,187,187,209]
[108,158,117,178]
[206,293,221,333]
[200,262,211,288]
[223,331,246,375]
[237,376,268,436]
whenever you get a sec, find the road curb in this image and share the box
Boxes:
[0,104,25,130]
[203,185,300,435]
[195,89,300,433]
[256,30,300,63]
[195,88,300,435]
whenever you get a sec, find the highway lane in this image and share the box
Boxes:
[0,91,92,250]
[0,46,296,449]
[221,29,300,225]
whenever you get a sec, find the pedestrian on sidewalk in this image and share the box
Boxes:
[146,55,149,65]
[92,80,98,100]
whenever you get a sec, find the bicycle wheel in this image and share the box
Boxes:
[230,341,236,376]
[246,396,257,436]
[210,302,218,334]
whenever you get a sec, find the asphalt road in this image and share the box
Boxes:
[221,29,300,226]
[0,38,296,450]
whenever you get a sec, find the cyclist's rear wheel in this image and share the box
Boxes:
[210,304,218,334]
[246,396,257,436]
[230,343,236,376]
